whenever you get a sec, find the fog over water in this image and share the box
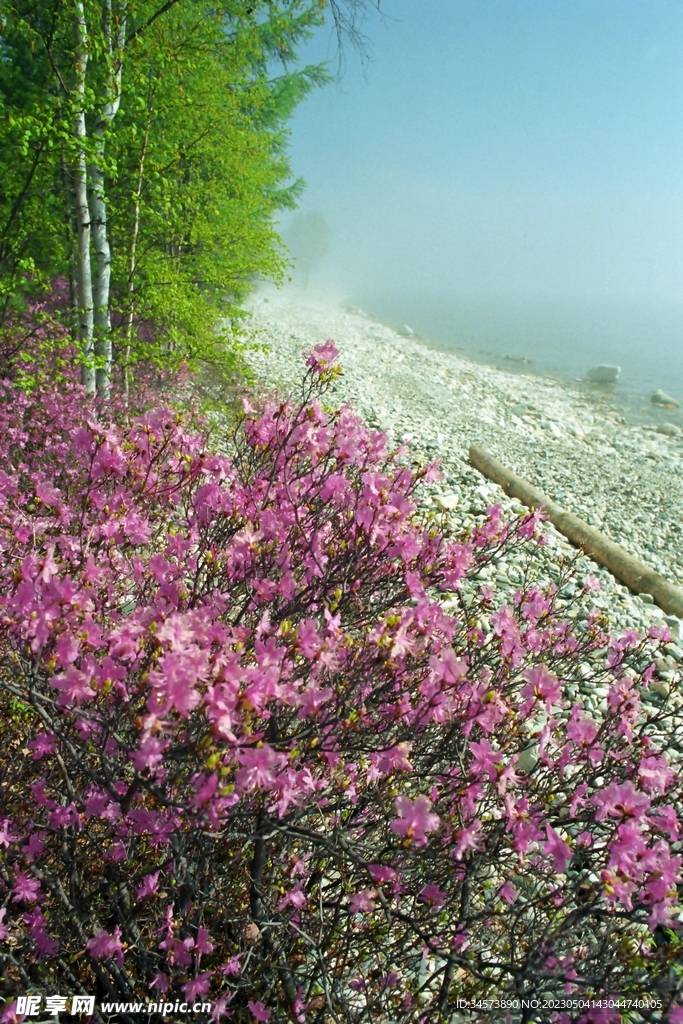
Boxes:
[280,0,683,412]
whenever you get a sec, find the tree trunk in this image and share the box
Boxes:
[90,0,126,398]
[73,0,95,394]
[61,154,80,323]
[123,129,149,398]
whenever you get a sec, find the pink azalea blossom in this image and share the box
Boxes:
[235,744,287,792]
[278,882,307,911]
[520,664,562,707]
[498,881,517,904]
[247,1001,271,1022]
[27,732,57,760]
[181,971,213,999]
[220,954,242,976]
[130,735,169,773]
[593,780,651,822]
[390,794,440,846]
[136,872,161,901]
[454,819,484,861]
[86,926,124,966]
[305,340,339,374]
[543,825,572,874]
[368,864,397,883]
[368,742,413,779]
[418,884,445,909]
[468,738,503,781]
[12,870,40,904]
[0,818,17,848]
[349,888,377,914]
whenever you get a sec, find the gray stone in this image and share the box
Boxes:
[397,324,414,337]
[517,745,539,773]
[587,364,621,383]
[651,389,680,408]
[657,422,681,436]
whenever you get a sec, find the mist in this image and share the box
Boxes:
[278,0,683,401]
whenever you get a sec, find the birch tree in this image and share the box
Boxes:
[0,0,378,393]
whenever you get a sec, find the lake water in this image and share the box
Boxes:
[351,291,683,424]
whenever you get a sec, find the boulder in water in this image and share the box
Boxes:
[587,364,620,383]
[397,324,414,337]
[651,389,680,408]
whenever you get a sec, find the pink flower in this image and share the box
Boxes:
[235,744,286,792]
[368,742,413,779]
[520,664,562,706]
[136,872,160,901]
[647,897,678,930]
[669,1004,683,1023]
[593,780,651,822]
[306,341,339,374]
[130,736,169,773]
[0,819,17,848]
[147,650,206,717]
[349,888,377,914]
[86,926,124,966]
[27,732,57,760]
[469,738,502,781]
[418,884,445,909]
[296,618,322,658]
[181,971,213,999]
[195,926,214,956]
[543,825,572,874]
[651,805,680,841]
[638,755,674,795]
[12,871,40,904]
[566,711,599,749]
[50,666,94,705]
[367,864,396,883]
[454,819,484,861]
[278,882,307,911]
[390,794,440,846]
[22,832,46,862]
[248,1001,271,1022]
[608,821,647,874]
[498,881,517,904]
[220,954,242,976]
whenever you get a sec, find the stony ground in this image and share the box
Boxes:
[240,287,683,684]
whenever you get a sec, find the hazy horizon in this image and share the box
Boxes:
[280,0,683,312]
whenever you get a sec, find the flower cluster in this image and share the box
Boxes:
[0,343,681,1021]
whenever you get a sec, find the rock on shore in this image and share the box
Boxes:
[243,288,683,648]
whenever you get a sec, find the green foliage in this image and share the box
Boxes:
[0,0,330,382]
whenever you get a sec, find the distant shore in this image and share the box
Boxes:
[244,285,683,642]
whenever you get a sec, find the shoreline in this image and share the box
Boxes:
[348,292,683,427]
[244,285,683,644]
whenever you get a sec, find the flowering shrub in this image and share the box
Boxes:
[0,343,682,1022]
[0,278,75,391]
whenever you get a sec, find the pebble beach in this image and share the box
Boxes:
[243,287,683,687]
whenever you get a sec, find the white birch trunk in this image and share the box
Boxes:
[73,0,95,394]
[90,0,126,397]
[123,129,149,398]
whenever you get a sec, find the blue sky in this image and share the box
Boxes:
[281,0,683,305]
